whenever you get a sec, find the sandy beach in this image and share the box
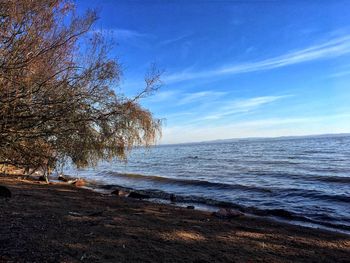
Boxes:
[0,174,349,263]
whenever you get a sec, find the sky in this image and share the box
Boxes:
[77,0,350,144]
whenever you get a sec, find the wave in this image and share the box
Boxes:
[101,171,350,204]
[311,175,350,183]
[253,171,350,184]
[95,181,350,232]
[274,188,350,203]
[66,135,350,233]
[102,171,274,193]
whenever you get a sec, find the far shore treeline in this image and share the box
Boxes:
[0,0,161,181]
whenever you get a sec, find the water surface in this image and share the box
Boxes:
[65,135,350,232]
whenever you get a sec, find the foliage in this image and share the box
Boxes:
[0,0,161,178]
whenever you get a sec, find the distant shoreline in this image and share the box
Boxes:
[159,132,350,146]
[1,174,349,262]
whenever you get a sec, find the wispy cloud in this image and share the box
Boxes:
[177,91,227,105]
[328,69,350,78]
[112,28,149,39]
[146,92,290,124]
[197,95,290,121]
[90,28,151,41]
[165,35,350,83]
[145,90,178,102]
[159,33,192,46]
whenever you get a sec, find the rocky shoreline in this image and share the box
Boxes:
[0,174,349,262]
[55,173,350,234]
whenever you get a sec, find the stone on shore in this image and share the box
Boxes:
[73,179,86,187]
[268,209,294,219]
[58,174,68,182]
[128,192,150,199]
[111,189,129,197]
[213,208,244,219]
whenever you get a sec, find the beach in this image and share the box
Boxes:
[0,174,349,263]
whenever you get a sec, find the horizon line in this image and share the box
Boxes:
[156,132,350,146]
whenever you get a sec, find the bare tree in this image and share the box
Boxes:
[0,0,161,181]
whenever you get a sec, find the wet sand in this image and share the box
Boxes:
[0,174,349,262]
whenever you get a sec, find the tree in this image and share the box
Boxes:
[0,0,161,181]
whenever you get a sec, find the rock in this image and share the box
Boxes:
[111,189,119,195]
[0,185,11,198]
[68,211,84,217]
[170,194,176,202]
[58,174,68,182]
[268,209,294,219]
[186,205,195,209]
[128,192,150,199]
[73,179,85,187]
[213,208,244,219]
[67,179,77,184]
[111,189,129,197]
[119,190,129,197]
[67,179,86,187]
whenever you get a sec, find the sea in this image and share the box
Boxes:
[63,134,350,233]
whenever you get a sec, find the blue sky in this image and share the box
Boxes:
[77,0,350,144]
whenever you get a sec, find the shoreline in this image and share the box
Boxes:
[1,174,349,262]
[62,172,350,235]
[89,182,350,236]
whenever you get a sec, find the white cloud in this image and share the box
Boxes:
[328,69,350,78]
[112,29,149,39]
[165,34,350,83]
[159,33,192,46]
[145,90,178,102]
[90,28,151,41]
[177,91,227,105]
[196,95,289,121]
